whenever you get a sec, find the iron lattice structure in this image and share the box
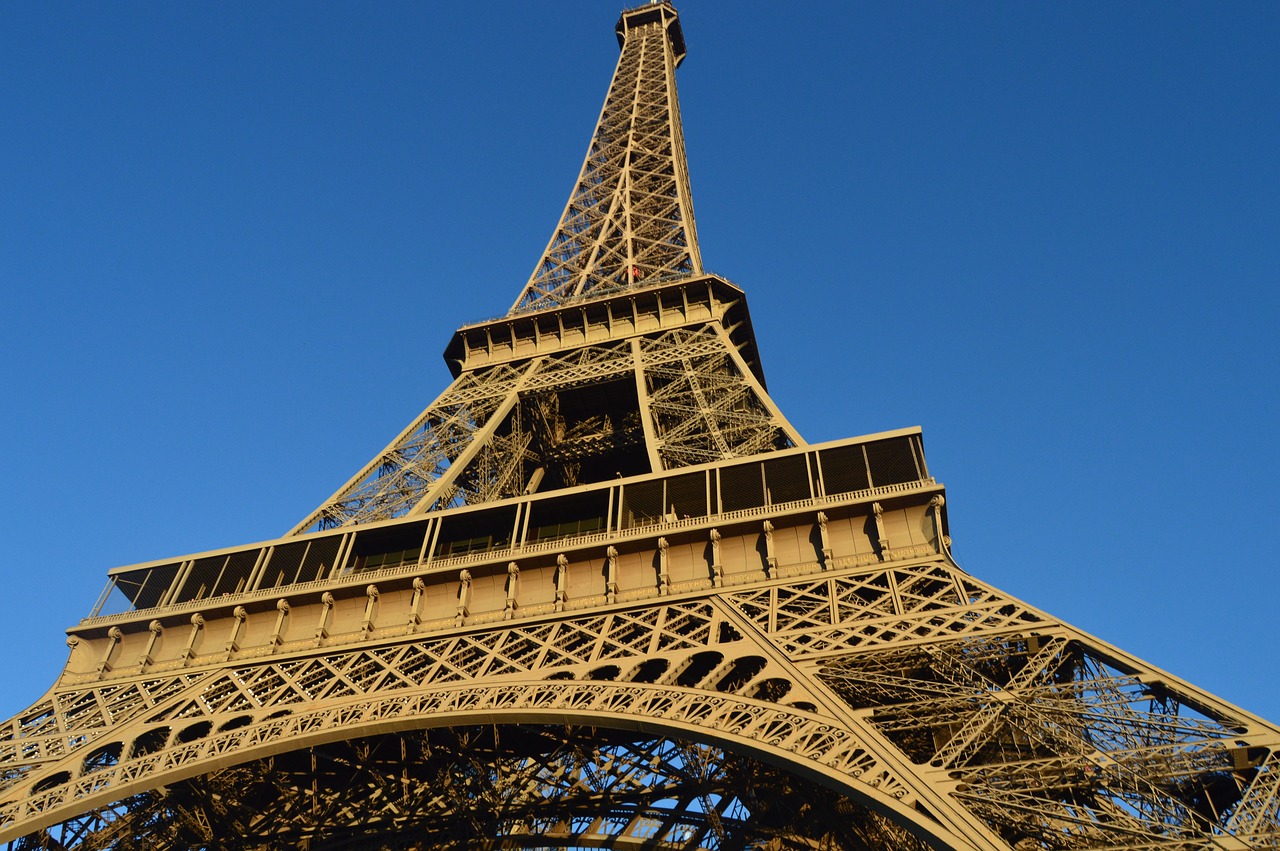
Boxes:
[510,3,701,314]
[3,4,1277,850]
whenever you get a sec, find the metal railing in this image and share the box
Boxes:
[79,476,936,629]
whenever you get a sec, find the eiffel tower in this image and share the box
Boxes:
[3,4,1277,849]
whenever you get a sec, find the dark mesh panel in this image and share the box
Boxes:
[818,445,870,495]
[174,555,227,603]
[437,506,519,556]
[667,472,708,519]
[720,462,765,512]
[210,549,259,597]
[299,536,342,583]
[621,480,664,528]
[116,563,181,611]
[527,491,610,542]
[763,455,811,504]
[140,563,181,610]
[263,541,310,588]
[352,521,431,572]
[865,437,921,487]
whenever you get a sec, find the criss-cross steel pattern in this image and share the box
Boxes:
[821,635,1271,848]
[289,3,784,535]
[289,362,534,533]
[5,548,1279,848]
[510,3,700,315]
[9,727,930,851]
[3,3,1278,850]
[292,289,803,534]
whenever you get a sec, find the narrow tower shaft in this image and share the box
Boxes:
[511,2,702,314]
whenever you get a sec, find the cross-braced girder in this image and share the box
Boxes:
[820,633,1278,848]
[294,324,802,534]
[510,4,701,315]
[640,326,799,468]
[290,363,532,534]
[5,540,1280,849]
[8,727,930,851]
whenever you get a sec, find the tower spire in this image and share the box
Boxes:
[509,2,703,315]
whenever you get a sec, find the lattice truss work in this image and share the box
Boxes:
[644,327,794,468]
[293,325,799,534]
[821,636,1278,850]
[9,727,928,851]
[4,561,1277,849]
[509,5,701,314]
[289,1,790,535]
[7,2,1278,850]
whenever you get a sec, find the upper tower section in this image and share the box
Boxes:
[280,3,802,537]
[508,1,702,316]
[615,1,687,64]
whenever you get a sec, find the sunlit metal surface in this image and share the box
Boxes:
[3,3,1277,849]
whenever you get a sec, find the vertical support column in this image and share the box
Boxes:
[555,555,569,612]
[631,338,664,472]
[137,621,163,671]
[605,547,619,603]
[455,572,472,626]
[520,500,533,546]
[162,559,196,608]
[886,568,905,616]
[315,593,334,645]
[762,520,777,578]
[330,533,356,579]
[270,600,290,648]
[505,563,520,619]
[657,537,671,595]
[510,505,526,545]
[225,607,248,657]
[426,521,442,565]
[418,521,436,565]
[929,495,947,553]
[361,586,379,637]
[182,614,204,664]
[709,528,723,587]
[872,502,890,559]
[407,577,426,632]
[245,548,271,594]
[817,511,832,568]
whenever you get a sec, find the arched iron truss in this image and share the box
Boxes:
[11,725,932,851]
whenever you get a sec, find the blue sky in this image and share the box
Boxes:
[2,2,1277,723]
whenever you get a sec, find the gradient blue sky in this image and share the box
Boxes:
[2,2,1277,722]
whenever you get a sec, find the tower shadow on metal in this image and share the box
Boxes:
[3,5,1277,850]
